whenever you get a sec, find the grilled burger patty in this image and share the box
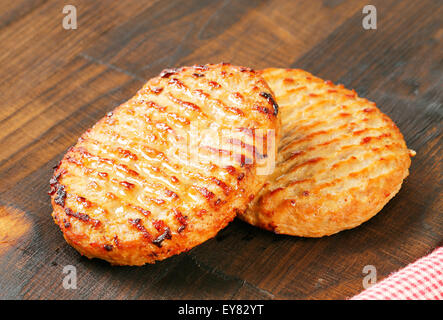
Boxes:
[50,63,280,265]
[239,68,414,237]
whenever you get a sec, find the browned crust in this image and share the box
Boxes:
[239,68,413,237]
[50,63,280,265]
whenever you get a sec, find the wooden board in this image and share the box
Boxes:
[0,0,441,299]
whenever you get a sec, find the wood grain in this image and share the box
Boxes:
[0,0,441,299]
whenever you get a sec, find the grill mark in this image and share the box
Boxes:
[66,194,108,218]
[116,147,138,160]
[269,187,283,196]
[152,219,166,232]
[167,93,203,113]
[219,101,244,116]
[200,145,253,167]
[119,180,135,190]
[170,176,179,183]
[201,145,232,157]
[113,236,120,248]
[166,112,190,125]
[168,77,186,89]
[281,130,329,152]
[66,152,176,205]
[285,150,305,161]
[98,172,108,178]
[138,113,182,142]
[210,177,232,195]
[191,87,246,117]
[287,86,307,93]
[174,209,188,233]
[63,219,70,228]
[259,92,279,116]
[154,121,180,140]
[129,218,153,242]
[150,86,163,94]
[87,133,233,199]
[180,168,233,195]
[136,100,191,127]
[239,66,254,73]
[254,105,272,116]
[281,126,389,164]
[283,137,399,175]
[160,68,180,78]
[193,186,215,201]
[129,204,151,217]
[74,147,140,177]
[148,198,166,205]
[193,64,209,71]
[288,157,323,174]
[91,141,185,201]
[208,81,221,89]
[84,189,151,218]
[361,133,392,144]
[141,100,167,111]
[286,99,343,125]
[236,127,267,141]
[282,99,378,134]
[54,185,66,207]
[89,130,170,165]
[227,138,267,159]
[152,227,172,247]
[231,92,244,102]
[49,169,63,188]
[284,148,399,193]
[311,158,398,193]
[281,112,378,148]
[72,194,94,209]
[64,207,100,228]
[225,165,237,175]
[287,178,314,188]
[165,189,179,199]
[283,120,328,139]
[193,89,209,100]
[73,143,179,186]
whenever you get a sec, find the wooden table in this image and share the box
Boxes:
[0,0,441,300]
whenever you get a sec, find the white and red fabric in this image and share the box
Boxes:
[352,247,443,300]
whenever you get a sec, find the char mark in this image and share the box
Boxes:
[227,138,267,159]
[152,227,172,247]
[260,92,279,116]
[64,207,100,227]
[174,209,188,233]
[129,218,153,242]
[167,94,201,112]
[54,185,67,206]
[160,68,180,78]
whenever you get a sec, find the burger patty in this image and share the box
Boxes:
[50,63,280,265]
[239,68,414,237]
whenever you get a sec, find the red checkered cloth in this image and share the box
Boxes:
[351,247,443,300]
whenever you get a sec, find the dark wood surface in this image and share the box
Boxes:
[0,0,441,300]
